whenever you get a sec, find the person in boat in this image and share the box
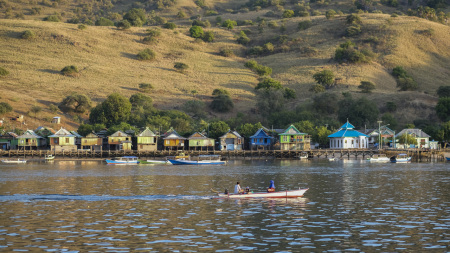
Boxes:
[267,180,275,192]
[245,186,250,194]
[234,182,244,194]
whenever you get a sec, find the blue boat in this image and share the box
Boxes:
[446,157,450,161]
[105,156,139,164]
[169,155,226,165]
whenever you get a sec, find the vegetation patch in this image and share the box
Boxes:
[61,65,79,76]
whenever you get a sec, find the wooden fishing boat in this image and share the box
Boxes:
[217,188,308,199]
[169,155,226,165]
[367,154,390,163]
[105,156,139,164]
[1,158,27,164]
[298,152,309,159]
[446,157,450,161]
[390,154,412,163]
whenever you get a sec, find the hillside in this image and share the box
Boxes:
[0,0,449,132]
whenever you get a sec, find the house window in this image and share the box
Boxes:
[166,140,169,145]
[66,138,69,143]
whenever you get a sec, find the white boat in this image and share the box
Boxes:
[139,159,171,165]
[218,188,308,199]
[328,157,339,161]
[367,154,390,163]
[1,158,27,164]
[298,152,309,159]
[105,156,139,164]
[169,155,226,165]
[390,154,412,163]
[45,154,55,160]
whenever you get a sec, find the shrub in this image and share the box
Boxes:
[335,40,371,64]
[44,15,60,22]
[346,24,361,36]
[358,81,375,93]
[142,36,157,44]
[255,78,283,90]
[202,31,214,42]
[268,20,279,28]
[282,9,295,18]
[298,20,312,30]
[174,62,189,72]
[0,67,9,77]
[177,11,186,19]
[59,94,92,113]
[264,42,274,53]
[137,49,156,61]
[397,77,418,91]
[212,89,230,96]
[310,84,326,93]
[147,29,161,37]
[244,60,258,69]
[313,70,335,87]
[205,10,218,16]
[284,88,296,99]
[245,60,272,76]
[61,65,79,76]
[437,86,450,98]
[237,31,250,45]
[385,101,397,112]
[0,102,13,115]
[123,8,146,26]
[78,24,87,30]
[139,83,153,92]
[326,9,336,19]
[436,97,450,121]
[219,48,234,57]
[392,66,408,78]
[189,25,204,38]
[95,17,114,26]
[346,14,362,24]
[21,30,35,39]
[164,22,177,29]
[248,46,264,56]
[222,19,237,29]
[116,20,131,29]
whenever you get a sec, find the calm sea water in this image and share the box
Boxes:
[0,159,448,252]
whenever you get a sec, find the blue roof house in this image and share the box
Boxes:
[328,121,369,149]
[249,128,274,150]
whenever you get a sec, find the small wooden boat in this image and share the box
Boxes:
[138,159,171,165]
[390,154,412,163]
[218,188,308,199]
[1,158,27,164]
[328,157,339,161]
[169,155,226,165]
[367,154,390,163]
[45,154,55,160]
[446,157,450,161]
[105,156,139,164]
[298,152,309,159]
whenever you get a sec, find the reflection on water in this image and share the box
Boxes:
[0,160,448,252]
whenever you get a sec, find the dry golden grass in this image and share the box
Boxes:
[0,11,449,129]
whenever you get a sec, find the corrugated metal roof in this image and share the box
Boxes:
[395,129,430,138]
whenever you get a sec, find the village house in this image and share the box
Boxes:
[0,132,18,150]
[364,125,396,148]
[188,132,215,150]
[395,129,431,149]
[279,125,311,150]
[81,132,103,151]
[249,128,274,150]
[17,129,46,150]
[162,128,186,150]
[219,130,243,151]
[108,131,132,151]
[135,127,158,151]
[328,121,369,149]
[48,128,78,152]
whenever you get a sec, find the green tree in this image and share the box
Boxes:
[202,31,215,42]
[284,88,296,99]
[313,70,335,87]
[30,105,42,119]
[313,93,338,114]
[77,124,93,137]
[189,25,204,38]
[309,84,325,93]
[338,96,379,128]
[163,22,177,29]
[208,121,229,139]
[282,9,295,18]
[398,133,418,146]
[294,120,315,135]
[107,122,138,136]
[177,11,186,19]
[89,93,132,127]
[437,86,450,98]
[116,20,131,29]
[183,100,206,118]
[358,81,376,93]
[210,94,234,112]
[222,19,237,29]
[212,89,230,96]
[298,20,312,30]
[123,8,147,26]
[237,31,250,45]
[397,77,418,91]
[436,97,450,121]
[237,122,263,139]
[0,102,13,115]
[385,101,397,112]
[392,66,408,78]
[314,126,332,147]
[21,30,35,39]
[256,88,286,116]
[129,93,153,111]
[95,17,114,26]
[346,14,362,24]
[381,113,398,130]
[174,62,189,73]
[59,94,92,113]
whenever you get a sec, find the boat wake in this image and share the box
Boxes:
[0,194,214,202]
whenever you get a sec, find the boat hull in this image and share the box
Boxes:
[446,157,450,161]
[218,188,308,198]
[367,158,390,163]
[1,159,27,164]
[169,159,226,165]
[391,158,412,163]
[105,159,139,164]
[139,160,171,165]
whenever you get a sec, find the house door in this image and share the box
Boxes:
[226,144,234,150]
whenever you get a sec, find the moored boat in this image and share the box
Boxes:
[169,155,226,165]
[138,159,171,165]
[105,156,139,164]
[45,154,55,161]
[1,158,27,164]
[298,152,309,159]
[218,188,308,199]
[367,154,390,163]
[390,154,412,163]
[446,157,450,161]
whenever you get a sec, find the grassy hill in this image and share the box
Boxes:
[0,0,449,132]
